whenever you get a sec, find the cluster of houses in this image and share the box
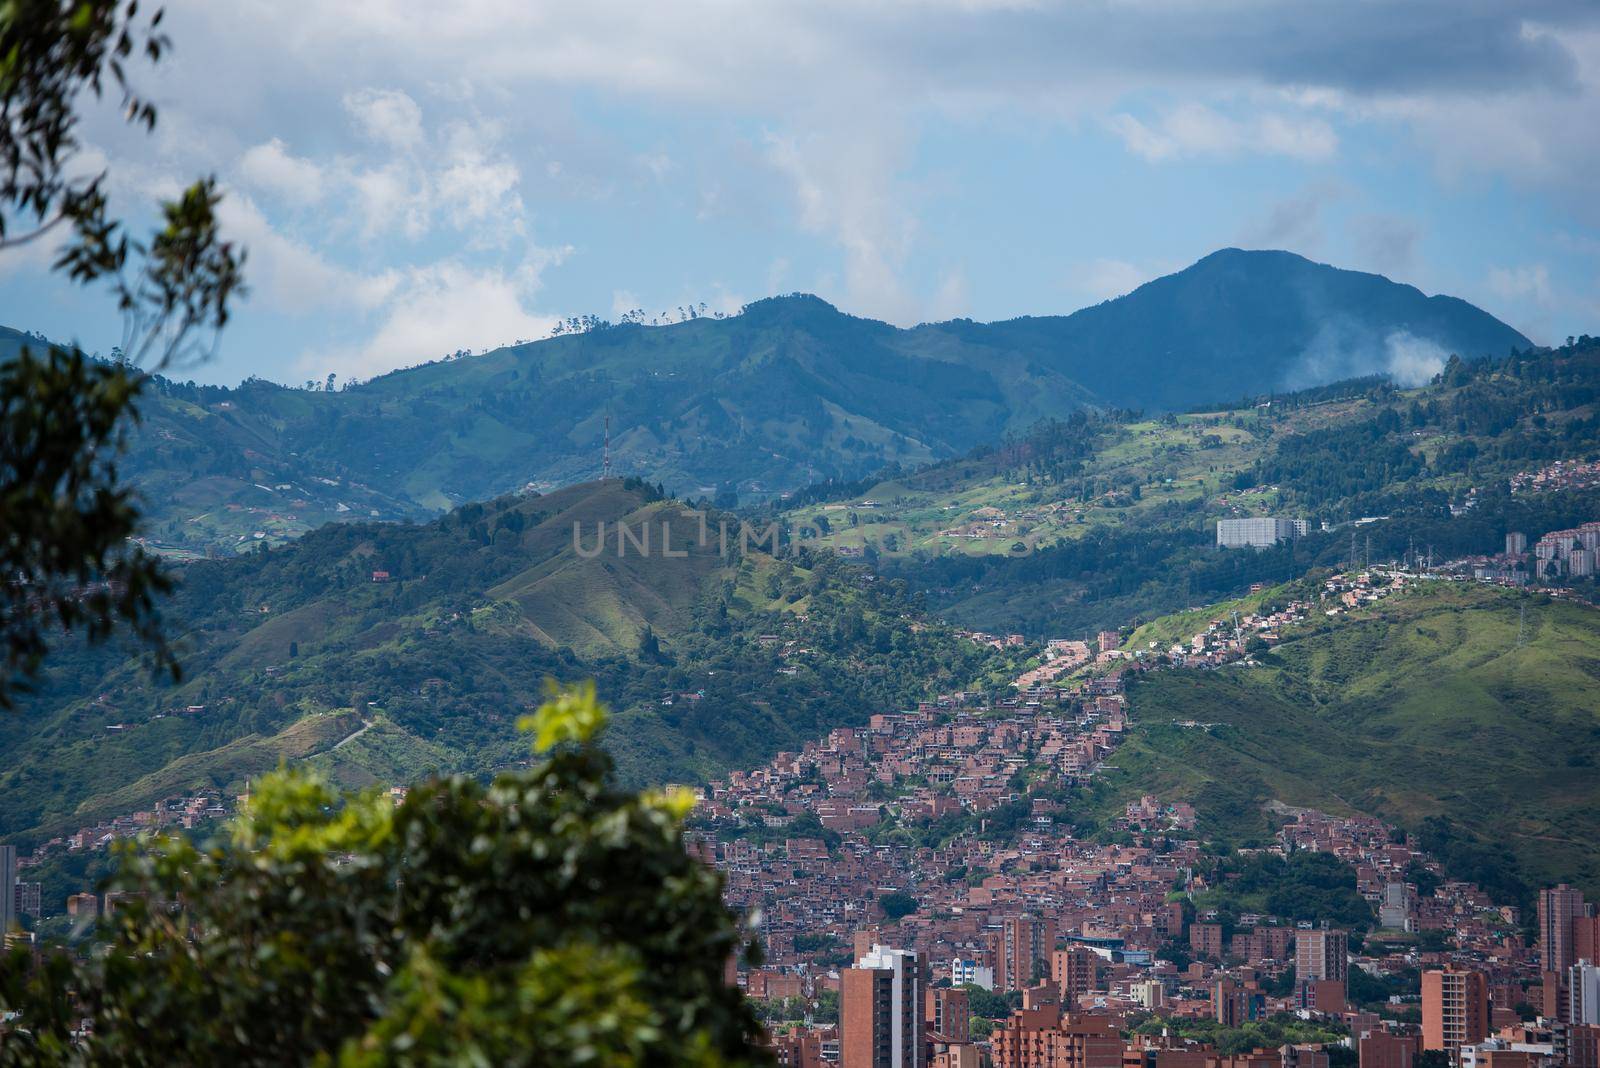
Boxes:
[1452,525,1600,586]
[1510,460,1600,497]
[1012,634,1128,688]
[33,792,232,859]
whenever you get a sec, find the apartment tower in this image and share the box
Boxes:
[1295,926,1349,985]
[843,945,924,1068]
[1423,968,1490,1061]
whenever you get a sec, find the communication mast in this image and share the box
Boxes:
[602,413,611,481]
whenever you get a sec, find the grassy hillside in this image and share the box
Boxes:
[777,338,1600,637]
[1087,583,1600,900]
[778,392,1366,561]
[0,480,1013,845]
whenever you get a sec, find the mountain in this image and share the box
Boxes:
[0,479,1010,845]
[1083,582,1600,901]
[0,324,49,361]
[4,250,1528,557]
[982,248,1529,412]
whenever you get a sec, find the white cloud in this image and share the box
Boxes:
[1109,104,1337,162]
[930,269,969,321]
[307,261,561,379]
[149,2,1600,235]
[0,224,64,280]
[435,123,525,237]
[704,284,747,317]
[348,163,432,240]
[343,88,425,151]
[765,257,792,294]
[636,152,675,180]
[250,111,532,245]
[764,124,920,324]
[1066,259,1153,304]
[1488,263,1554,307]
[610,289,641,319]
[237,138,326,204]
[215,193,399,315]
[1482,263,1568,342]
[1255,113,1339,160]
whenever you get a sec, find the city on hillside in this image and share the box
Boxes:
[4,2,1600,1064]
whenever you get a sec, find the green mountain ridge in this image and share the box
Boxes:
[3,249,1529,557]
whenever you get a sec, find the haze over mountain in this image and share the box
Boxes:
[7,249,1529,556]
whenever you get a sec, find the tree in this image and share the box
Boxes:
[1,0,245,707]
[878,891,918,920]
[0,683,769,1065]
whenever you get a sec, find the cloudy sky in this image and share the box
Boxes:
[4,0,1600,386]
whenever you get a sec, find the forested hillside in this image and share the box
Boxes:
[0,480,1011,846]
[781,337,1600,636]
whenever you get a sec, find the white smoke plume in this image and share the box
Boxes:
[1381,330,1448,386]
[1285,318,1449,389]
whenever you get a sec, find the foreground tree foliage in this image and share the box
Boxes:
[0,684,770,1065]
[0,346,176,708]
[1,0,244,707]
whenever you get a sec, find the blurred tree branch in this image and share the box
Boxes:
[0,0,246,707]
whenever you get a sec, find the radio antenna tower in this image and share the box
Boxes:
[602,413,612,481]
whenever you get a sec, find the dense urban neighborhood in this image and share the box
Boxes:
[688,565,1600,1066]
[694,636,1600,1067]
[6,553,1600,1067]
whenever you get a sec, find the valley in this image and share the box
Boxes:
[7,330,1600,896]
[6,7,1599,1061]
[7,311,1600,1068]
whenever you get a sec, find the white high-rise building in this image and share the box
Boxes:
[950,958,994,990]
[1217,517,1308,549]
[845,945,923,1068]
[1571,960,1600,1026]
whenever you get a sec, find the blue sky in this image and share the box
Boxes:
[2,0,1599,387]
